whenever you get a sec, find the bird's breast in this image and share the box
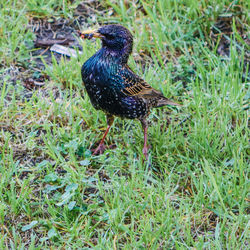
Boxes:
[81,55,148,119]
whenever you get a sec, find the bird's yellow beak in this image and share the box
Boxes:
[80,29,104,39]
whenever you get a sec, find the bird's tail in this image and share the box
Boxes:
[156,97,182,107]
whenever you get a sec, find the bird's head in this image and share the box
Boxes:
[80,25,133,62]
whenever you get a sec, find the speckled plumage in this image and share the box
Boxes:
[82,54,146,119]
[80,25,180,158]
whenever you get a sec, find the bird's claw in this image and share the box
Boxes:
[92,143,116,155]
[92,143,106,155]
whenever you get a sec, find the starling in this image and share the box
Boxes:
[80,24,180,159]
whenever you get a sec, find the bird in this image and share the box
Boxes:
[80,24,180,159]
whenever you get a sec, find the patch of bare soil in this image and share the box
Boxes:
[210,14,249,81]
[0,1,107,93]
[29,17,80,68]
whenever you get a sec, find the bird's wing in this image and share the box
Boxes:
[120,66,164,99]
[119,66,181,107]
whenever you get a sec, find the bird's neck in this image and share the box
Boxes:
[99,46,130,65]
[83,46,131,79]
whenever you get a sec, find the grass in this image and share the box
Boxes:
[0,0,249,248]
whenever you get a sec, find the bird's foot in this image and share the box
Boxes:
[92,143,116,155]
[92,143,106,155]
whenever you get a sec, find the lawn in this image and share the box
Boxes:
[0,0,249,248]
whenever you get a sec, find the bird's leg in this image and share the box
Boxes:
[93,114,114,155]
[140,118,149,160]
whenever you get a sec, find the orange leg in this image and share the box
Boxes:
[93,115,114,155]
